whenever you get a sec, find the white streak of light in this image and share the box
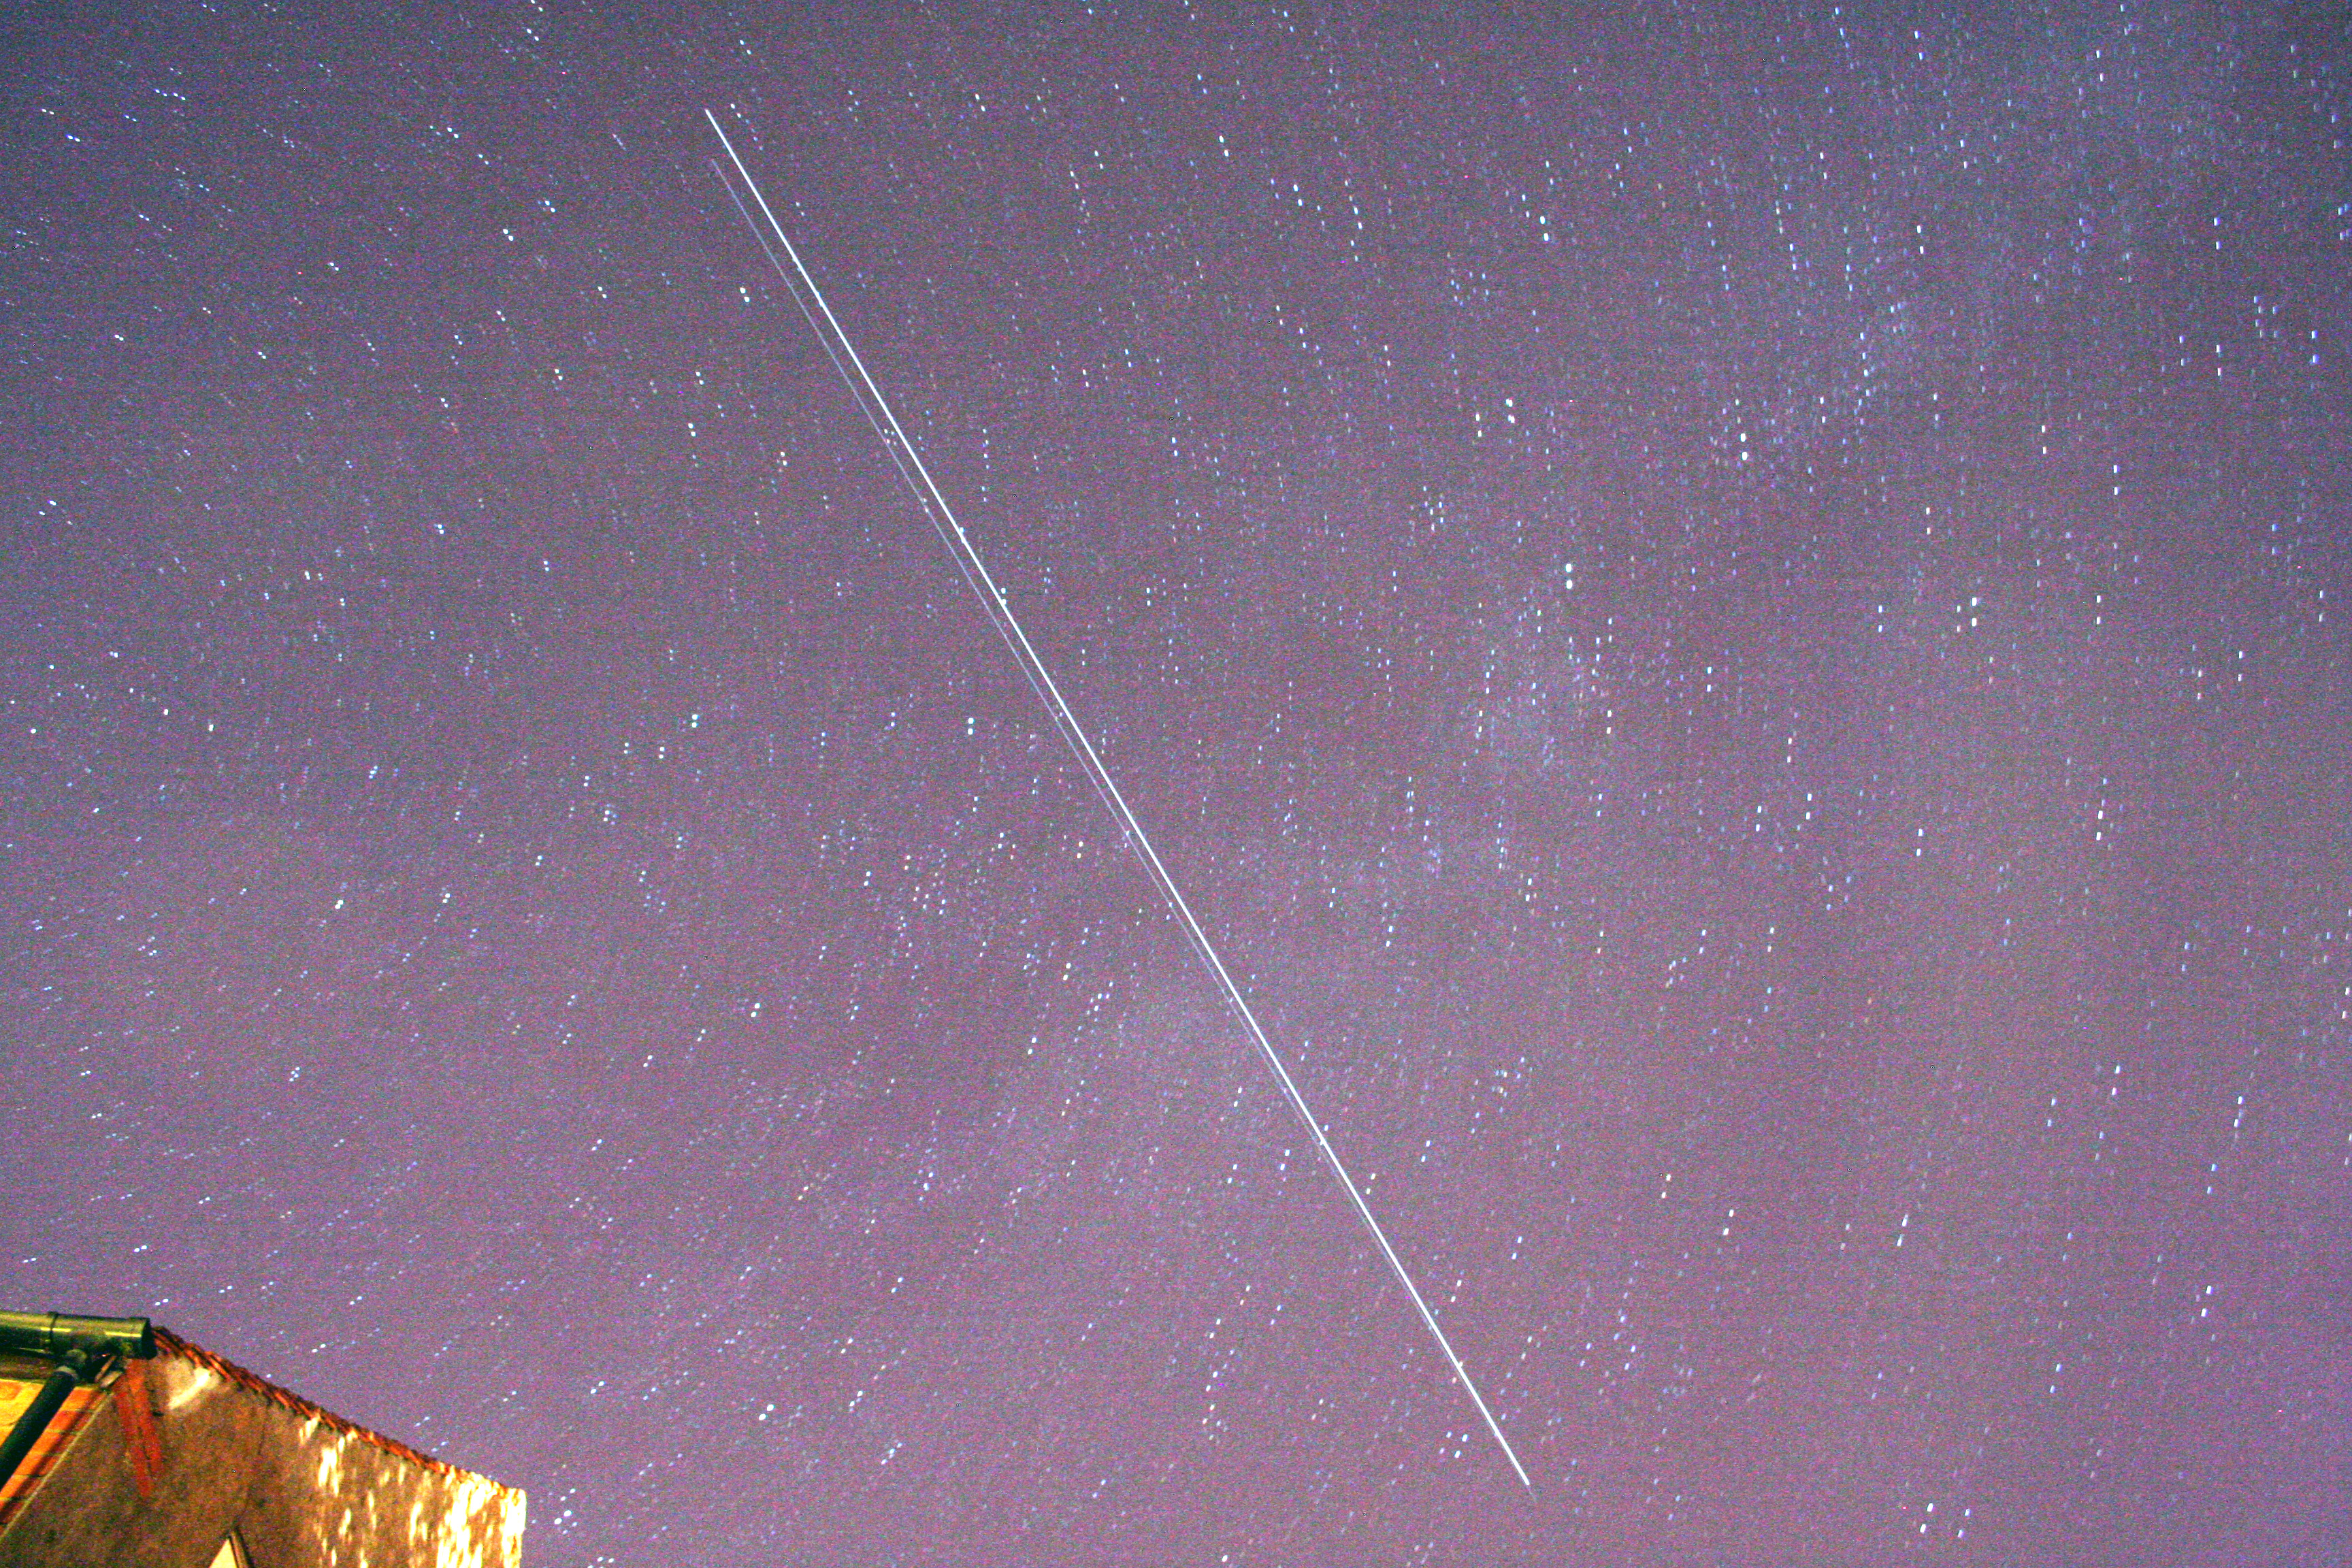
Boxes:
[705,108,1532,1492]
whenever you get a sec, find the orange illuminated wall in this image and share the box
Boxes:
[0,1376,101,1526]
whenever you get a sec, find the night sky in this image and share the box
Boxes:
[6,3,2351,1564]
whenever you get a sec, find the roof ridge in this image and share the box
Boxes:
[149,1326,514,1495]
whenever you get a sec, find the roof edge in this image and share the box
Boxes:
[151,1326,517,1499]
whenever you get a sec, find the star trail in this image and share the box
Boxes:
[5,4,2349,1565]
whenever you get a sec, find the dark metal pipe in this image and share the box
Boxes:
[0,1312,152,1490]
[0,1342,99,1487]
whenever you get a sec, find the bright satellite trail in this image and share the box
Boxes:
[707,107,1533,1491]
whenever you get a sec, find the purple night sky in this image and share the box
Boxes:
[5,3,2349,1563]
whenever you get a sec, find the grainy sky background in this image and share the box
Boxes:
[5,3,2350,1564]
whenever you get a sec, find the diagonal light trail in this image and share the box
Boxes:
[705,108,1532,1492]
